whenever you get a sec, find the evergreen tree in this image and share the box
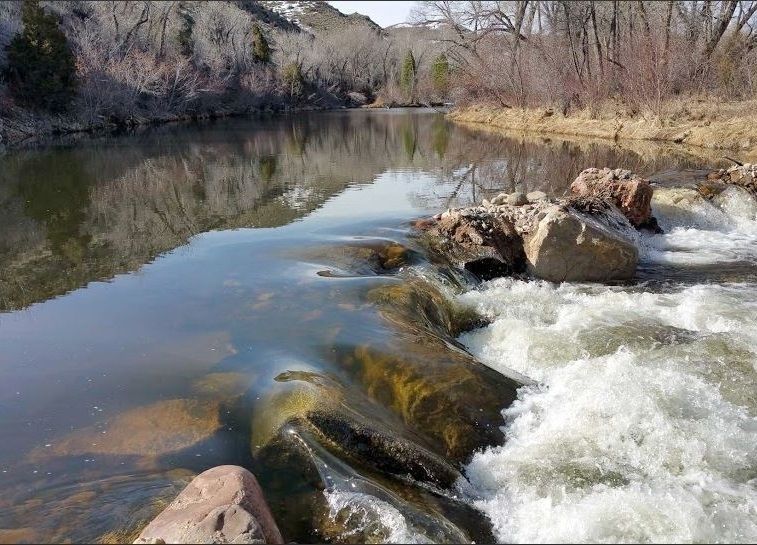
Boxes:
[252,23,270,64]
[282,62,304,97]
[5,0,77,112]
[177,10,195,57]
[431,53,450,97]
[399,50,416,102]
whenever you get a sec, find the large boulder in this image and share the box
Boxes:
[571,167,654,228]
[523,202,639,282]
[135,465,283,544]
[415,194,640,283]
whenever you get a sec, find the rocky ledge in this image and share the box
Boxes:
[416,167,658,283]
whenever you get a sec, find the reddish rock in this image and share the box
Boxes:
[701,164,756,195]
[134,465,283,544]
[571,167,653,228]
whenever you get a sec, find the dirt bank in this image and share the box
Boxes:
[448,99,757,162]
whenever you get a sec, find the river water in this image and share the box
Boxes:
[0,110,754,543]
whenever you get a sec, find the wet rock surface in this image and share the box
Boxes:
[300,240,414,277]
[524,200,639,282]
[135,465,283,544]
[421,211,526,281]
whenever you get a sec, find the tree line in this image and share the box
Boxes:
[414,0,757,114]
[0,0,453,126]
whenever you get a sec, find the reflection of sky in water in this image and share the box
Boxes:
[0,110,719,542]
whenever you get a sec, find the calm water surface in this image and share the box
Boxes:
[0,110,735,543]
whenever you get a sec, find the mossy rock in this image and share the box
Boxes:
[299,240,416,277]
[339,342,521,464]
[251,379,460,488]
[366,279,482,338]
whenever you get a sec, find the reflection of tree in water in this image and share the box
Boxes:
[17,153,93,263]
[259,155,277,182]
[0,112,714,310]
[408,126,716,211]
[431,116,449,160]
[402,122,417,161]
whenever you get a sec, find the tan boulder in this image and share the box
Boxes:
[134,465,283,544]
[571,167,653,228]
[524,204,638,282]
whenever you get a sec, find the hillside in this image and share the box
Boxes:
[0,1,449,150]
[260,1,382,34]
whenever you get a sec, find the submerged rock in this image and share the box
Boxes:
[299,240,413,277]
[342,341,522,463]
[306,410,461,488]
[251,382,463,490]
[31,399,222,461]
[134,465,283,544]
[570,167,654,228]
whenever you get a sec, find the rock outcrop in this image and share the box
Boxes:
[418,189,640,283]
[570,167,654,228]
[134,465,283,544]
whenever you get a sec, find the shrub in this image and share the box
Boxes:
[5,0,77,112]
[282,62,304,97]
[252,23,270,64]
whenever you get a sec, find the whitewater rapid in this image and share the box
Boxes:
[457,186,757,543]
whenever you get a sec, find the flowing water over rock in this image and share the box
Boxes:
[458,187,757,543]
[0,110,752,543]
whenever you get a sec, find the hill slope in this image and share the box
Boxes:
[261,1,382,34]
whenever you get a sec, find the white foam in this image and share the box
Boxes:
[458,275,757,543]
[640,187,757,266]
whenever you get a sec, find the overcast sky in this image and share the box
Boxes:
[327,1,418,28]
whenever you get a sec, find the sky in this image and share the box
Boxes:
[327,1,418,28]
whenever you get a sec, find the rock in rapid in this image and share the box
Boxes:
[418,188,640,283]
[524,199,639,282]
[134,465,283,544]
[704,163,757,194]
[570,167,655,229]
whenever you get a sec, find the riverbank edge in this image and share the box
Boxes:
[0,103,346,154]
[447,102,757,162]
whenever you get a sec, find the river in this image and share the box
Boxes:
[0,109,754,543]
